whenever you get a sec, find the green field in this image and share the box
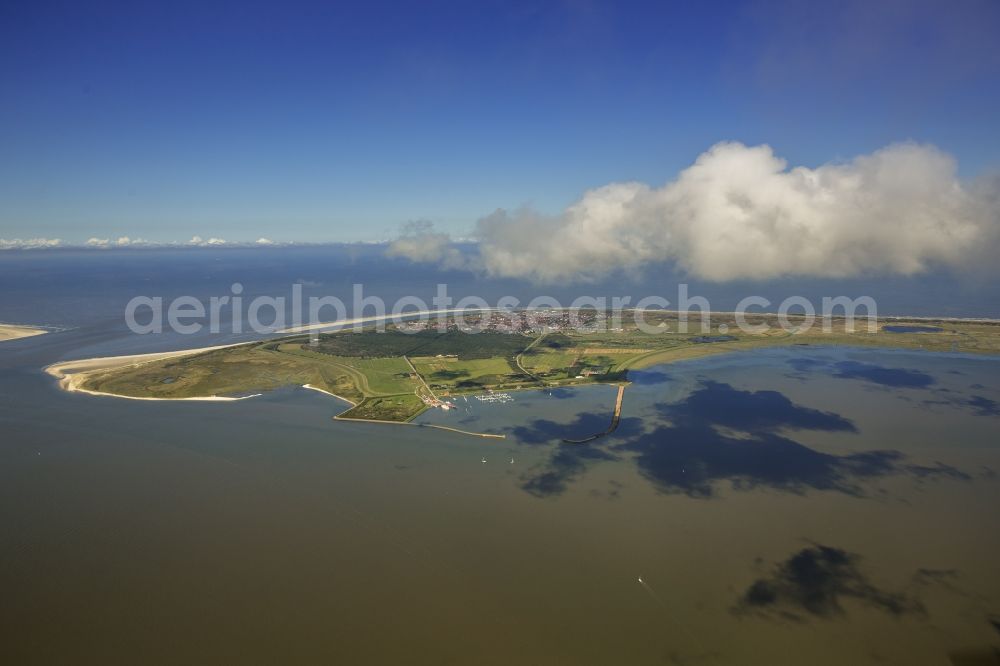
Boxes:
[325,355,416,394]
[336,393,426,422]
[81,343,360,401]
[313,328,531,359]
[411,355,530,393]
[74,313,1000,422]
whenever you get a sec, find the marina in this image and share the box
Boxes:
[474,392,514,404]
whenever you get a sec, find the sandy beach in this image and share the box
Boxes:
[44,309,494,401]
[45,342,257,401]
[278,307,495,333]
[0,323,48,342]
[280,309,1000,334]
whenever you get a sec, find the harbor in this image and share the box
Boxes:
[474,391,514,404]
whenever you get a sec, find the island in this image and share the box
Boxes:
[0,323,48,342]
[47,310,1000,428]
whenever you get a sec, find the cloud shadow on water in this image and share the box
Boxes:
[517,380,968,499]
[921,392,1000,417]
[617,381,966,498]
[787,357,832,373]
[966,395,1000,417]
[520,444,619,498]
[514,380,971,499]
[511,412,643,445]
[660,380,857,434]
[620,426,917,498]
[833,361,936,388]
[788,357,936,389]
[734,544,926,621]
[628,369,672,385]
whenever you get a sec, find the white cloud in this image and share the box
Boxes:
[2,235,306,249]
[0,238,62,250]
[386,220,467,270]
[115,236,147,246]
[85,236,151,248]
[390,141,1000,282]
[186,235,227,246]
[4,236,330,249]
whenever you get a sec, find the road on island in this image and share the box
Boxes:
[403,355,437,401]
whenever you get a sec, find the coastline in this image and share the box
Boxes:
[0,323,48,342]
[44,311,1000,408]
[45,342,253,401]
[277,307,496,334]
[279,308,1000,335]
[302,383,357,405]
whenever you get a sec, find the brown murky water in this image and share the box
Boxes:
[2,340,999,665]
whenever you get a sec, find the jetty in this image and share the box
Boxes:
[562,384,627,444]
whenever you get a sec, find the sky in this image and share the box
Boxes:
[2,0,999,245]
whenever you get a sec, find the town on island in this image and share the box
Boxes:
[40,308,1000,440]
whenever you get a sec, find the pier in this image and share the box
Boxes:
[562,384,627,444]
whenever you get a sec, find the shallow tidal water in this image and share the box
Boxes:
[3,331,999,664]
[2,250,1000,664]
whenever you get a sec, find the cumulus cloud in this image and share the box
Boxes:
[3,236,314,249]
[114,236,148,247]
[389,142,1000,282]
[386,220,467,270]
[3,236,299,249]
[88,235,229,248]
[187,235,227,246]
[86,236,150,248]
[0,238,62,250]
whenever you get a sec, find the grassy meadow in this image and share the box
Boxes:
[74,314,1000,422]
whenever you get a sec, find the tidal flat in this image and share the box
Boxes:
[7,343,998,664]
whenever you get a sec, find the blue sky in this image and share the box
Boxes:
[2,0,999,244]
